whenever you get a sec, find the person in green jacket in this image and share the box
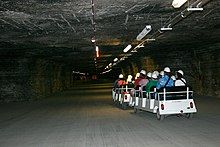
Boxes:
[146,72,158,92]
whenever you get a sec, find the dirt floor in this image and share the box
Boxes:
[0,83,220,147]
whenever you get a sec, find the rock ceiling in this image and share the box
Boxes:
[0,0,219,73]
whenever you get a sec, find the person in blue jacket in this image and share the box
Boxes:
[156,67,174,89]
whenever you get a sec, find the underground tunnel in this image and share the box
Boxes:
[0,0,220,146]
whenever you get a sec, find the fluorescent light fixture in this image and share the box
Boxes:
[187,7,203,11]
[95,46,99,51]
[102,69,112,74]
[126,54,132,57]
[123,44,132,53]
[96,46,100,57]
[172,0,187,8]
[113,58,118,62]
[136,25,152,41]
[72,71,86,75]
[120,57,125,61]
[131,50,137,53]
[146,38,156,41]
[160,27,173,31]
[91,37,96,43]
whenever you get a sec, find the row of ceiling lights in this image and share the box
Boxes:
[101,0,205,74]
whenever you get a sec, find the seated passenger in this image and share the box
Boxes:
[153,71,159,77]
[159,71,164,79]
[127,75,134,88]
[156,67,174,89]
[146,73,158,92]
[175,70,186,86]
[147,72,152,81]
[135,72,140,80]
[134,70,148,90]
[113,74,126,90]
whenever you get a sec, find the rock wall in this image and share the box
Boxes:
[0,49,73,102]
[151,44,220,96]
[118,43,220,97]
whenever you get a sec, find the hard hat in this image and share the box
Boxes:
[171,75,176,81]
[147,72,152,78]
[135,73,140,79]
[164,67,171,73]
[140,70,146,75]
[153,71,159,76]
[127,75,132,82]
[160,71,164,76]
[119,74,123,78]
[152,73,157,79]
[135,73,140,77]
[128,75,133,79]
[177,70,184,76]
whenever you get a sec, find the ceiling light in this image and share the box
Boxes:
[91,37,96,43]
[160,27,173,31]
[187,7,203,11]
[136,25,152,41]
[131,50,137,53]
[113,58,118,62]
[146,38,156,41]
[123,45,132,53]
[120,57,125,61]
[172,0,187,8]
[96,46,100,58]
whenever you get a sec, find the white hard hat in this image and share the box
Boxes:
[147,72,152,78]
[128,75,133,79]
[140,70,146,75]
[152,73,157,79]
[119,74,123,78]
[127,75,132,82]
[135,73,140,77]
[171,75,176,80]
[177,70,184,76]
[153,71,159,76]
[160,71,164,76]
[135,73,140,79]
[164,67,171,73]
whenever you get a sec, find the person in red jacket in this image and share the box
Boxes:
[134,70,148,90]
[130,70,148,98]
[113,74,126,90]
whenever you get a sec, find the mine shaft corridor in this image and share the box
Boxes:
[0,82,220,147]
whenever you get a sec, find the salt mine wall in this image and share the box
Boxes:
[121,43,220,97]
[0,43,219,102]
[0,48,73,102]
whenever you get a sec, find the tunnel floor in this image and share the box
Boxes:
[0,83,220,147]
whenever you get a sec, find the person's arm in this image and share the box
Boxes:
[156,78,165,89]
[156,80,161,89]
[146,82,150,92]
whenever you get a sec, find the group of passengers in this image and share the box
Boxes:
[113,67,187,94]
